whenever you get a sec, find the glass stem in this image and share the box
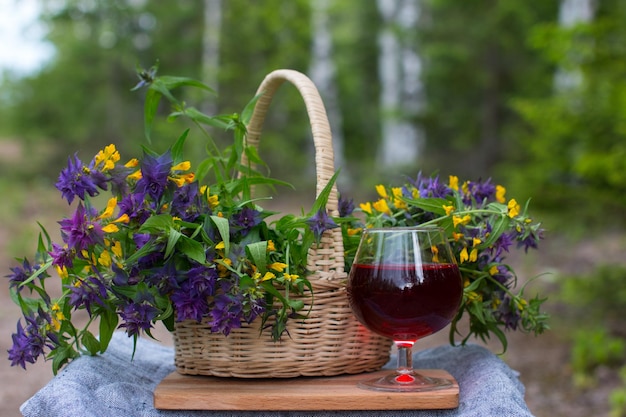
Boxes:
[396,342,414,375]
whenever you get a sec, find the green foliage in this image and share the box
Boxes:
[560,264,626,323]
[559,264,626,403]
[417,0,559,177]
[570,328,625,387]
[509,2,626,222]
[610,367,626,417]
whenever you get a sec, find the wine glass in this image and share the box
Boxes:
[347,227,463,392]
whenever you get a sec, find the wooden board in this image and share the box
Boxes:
[154,369,459,411]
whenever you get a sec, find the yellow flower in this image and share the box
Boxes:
[459,247,469,263]
[262,272,276,281]
[373,198,391,215]
[208,194,219,208]
[127,170,142,181]
[267,240,276,252]
[94,144,120,171]
[269,262,288,272]
[496,185,506,204]
[124,158,139,168]
[443,204,455,216]
[98,250,112,267]
[489,265,499,276]
[111,241,123,258]
[453,214,471,228]
[347,227,361,236]
[448,175,459,191]
[102,223,119,233]
[452,232,464,241]
[431,245,440,263]
[172,161,191,171]
[55,265,68,279]
[469,248,478,262]
[98,197,118,220]
[461,181,469,195]
[359,202,372,214]
[507,199,520,218]
[114,213,130,224]
[283,273,299,282]
[411,187,419,199]
[375,184,388,199]
[215,241,225,250]
[472,237,481,247]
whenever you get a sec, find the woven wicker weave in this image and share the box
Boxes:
[173,69,392,378]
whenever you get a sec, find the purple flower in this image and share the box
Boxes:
[230,207,262,236]
[59,203,104,252]
[118,301,159,337]
[497,296,521,331]
[209,294,244,336]
[144,262,180,295]
[171,182,204,222]
[306,209,338,241]
[465,179,496,204]
[517,228,544,253]
[7,320,37,369]
[186,265,218,297]
[49,243,75,269]
[118,191,150,224]
[6,259,41,291]
[135,151,173,202]
[408,173,452,199]
[338,195,355,217]
[55,154,101,204]
[171,284,209,322]
[67,276,108,316]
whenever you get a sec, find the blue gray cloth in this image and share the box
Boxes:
[20,332,534,417]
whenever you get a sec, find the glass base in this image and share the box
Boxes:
[357,371,453,392]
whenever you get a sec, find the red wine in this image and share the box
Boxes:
[347,263,463,343]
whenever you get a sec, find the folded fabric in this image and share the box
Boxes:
[20,332,534,417]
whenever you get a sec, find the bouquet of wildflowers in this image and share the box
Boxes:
[7,67,340,373]
[341,174,549,351]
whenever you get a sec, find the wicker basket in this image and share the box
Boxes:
[172,69,392,378]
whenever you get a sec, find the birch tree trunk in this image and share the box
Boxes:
[202,0,222,114]
[554,0,596,91]
[309,0,347,181]
[377,0,423,168]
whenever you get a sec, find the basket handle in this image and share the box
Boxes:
[244,69,346,281]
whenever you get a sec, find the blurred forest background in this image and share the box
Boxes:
[1,0,626,416]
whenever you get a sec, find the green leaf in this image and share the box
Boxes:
[288,299,305,311]
[403,197,449,215]
[310,170,340,214]
[176,107,232,130]
[210,215,230,254]
[139,214,175,233]
[51,345,79,375]
[481,215,511,248]
[98,308,118,354]
[143,87,161,143]
[81,331,101,355]
[158,75,216,94]
[246,241,267,274]
[178,235,206,264]
[164,227,182,259]
[171,129,189,162]
[240,92,263,124]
